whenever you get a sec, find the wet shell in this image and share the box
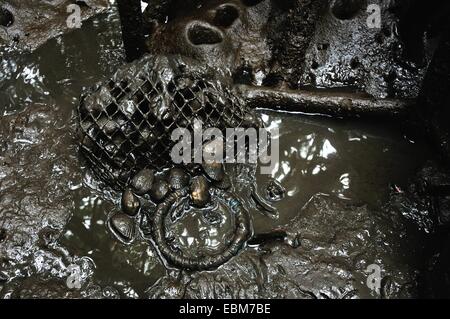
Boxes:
[97,117,120,136]
[190,176,211,208]
[202,161,225,182]
[168,168,190,190]
[108,212,135,243]
[150,179,170,202]
[121,189,140,216]
[131,169,154,195]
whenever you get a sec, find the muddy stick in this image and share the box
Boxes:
[237,85,414,118]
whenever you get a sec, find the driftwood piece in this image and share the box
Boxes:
[237,85,413,118]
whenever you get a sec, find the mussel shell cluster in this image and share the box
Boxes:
[79,54,262,271]
[130,168,154,195]
[77,54,257,190]
[106,162,253,270]
[108,164,225,244]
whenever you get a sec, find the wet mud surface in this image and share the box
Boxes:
[144,0,432,99]
[0,3,448,299]
[0,99,436,298]
[0,0,109,51]
[0,7,126,298]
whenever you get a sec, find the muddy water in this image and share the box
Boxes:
[59,108,430,297]
[59,193,165,298]
[251,111,430,232]
[0,6,124,116]
[0,7,435,298]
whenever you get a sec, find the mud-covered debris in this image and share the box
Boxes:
[131,169,155,195]
[148,194,422,298]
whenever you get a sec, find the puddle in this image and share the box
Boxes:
[59,192,164,298]
[0,6,124,116]
[251,111,431,232]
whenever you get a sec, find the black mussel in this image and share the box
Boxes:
[121,188,141,216]
[150,179,170,202]
[108,212,135,243]
[131,169,154,195]
[190,176,211,208]
[168,168,190,190]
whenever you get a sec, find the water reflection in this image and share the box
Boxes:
[251,111,430,232]
[0,6,124,116]
[60,192,165,298]
[168,197,235,258]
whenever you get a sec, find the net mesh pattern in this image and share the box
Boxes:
[77,55,251,189]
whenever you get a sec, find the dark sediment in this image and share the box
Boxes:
[0,0,109,51]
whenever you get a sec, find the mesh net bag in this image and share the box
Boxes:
[77,54,255,189]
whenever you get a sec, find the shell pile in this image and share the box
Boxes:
[78,54,262,270]
[77,54,256,189]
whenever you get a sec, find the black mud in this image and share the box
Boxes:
[0,1,449,299]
